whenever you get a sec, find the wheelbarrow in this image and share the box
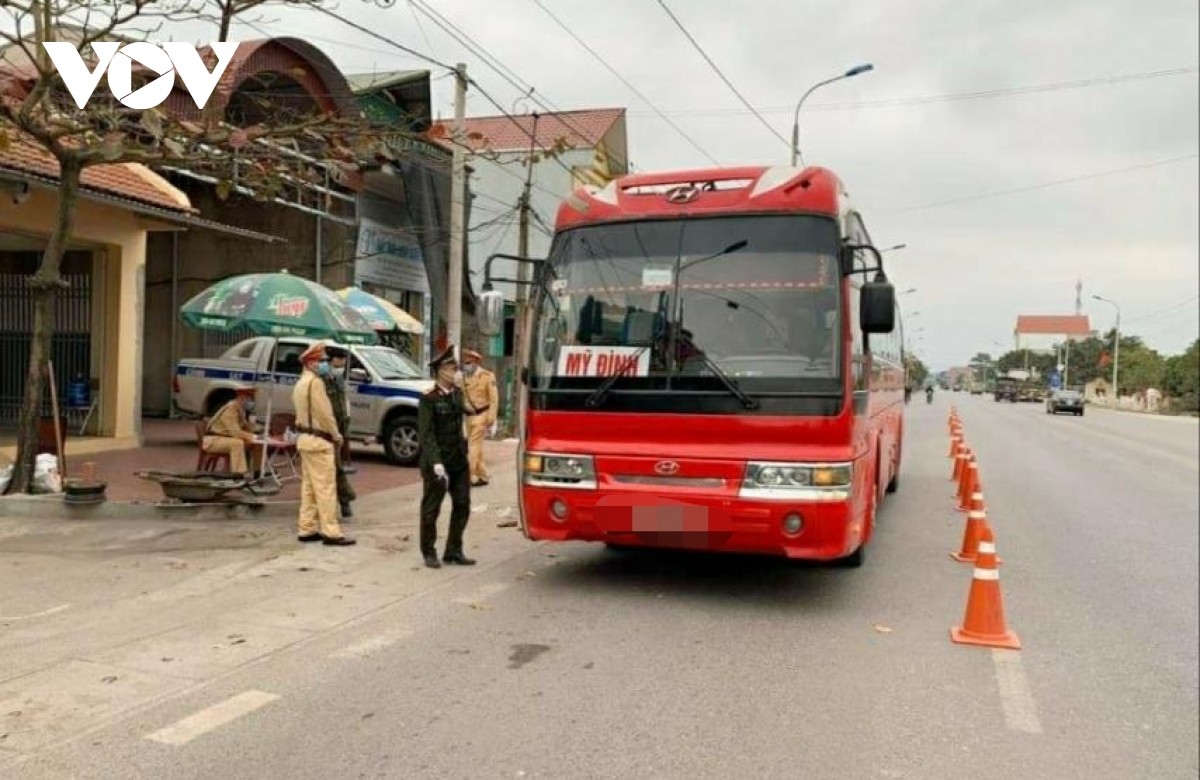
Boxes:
[135,470,272,506]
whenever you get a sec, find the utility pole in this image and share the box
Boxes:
[513,114,539,381]
[446,62,467,352]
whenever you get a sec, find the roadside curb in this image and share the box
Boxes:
[0,494,300,521]
[0,456,519,524]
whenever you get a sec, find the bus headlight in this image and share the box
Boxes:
[524,452,597,490]
[740,461,853,500]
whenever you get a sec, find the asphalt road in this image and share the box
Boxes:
[4,397,1197,779]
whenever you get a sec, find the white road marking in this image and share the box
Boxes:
[329,628,414,660]
[992,650,1043,734]
[145,690,280,746]
[453,582,510,606]
[0,604,70,621]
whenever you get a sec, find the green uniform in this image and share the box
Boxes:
[323,372,357,505]
[417,385,471,558]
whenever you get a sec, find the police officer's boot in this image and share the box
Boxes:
[340,501,353,519]
[423,549,442,569]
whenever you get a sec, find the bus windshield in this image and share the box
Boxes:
[529,215,842,398]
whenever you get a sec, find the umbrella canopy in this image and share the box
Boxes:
[181,272,379,345]
[336,286,425,335]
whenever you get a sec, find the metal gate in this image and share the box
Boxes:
[0,272,91,425]
[200,325,256,357]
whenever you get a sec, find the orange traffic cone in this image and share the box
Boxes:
[952,491,988,562]
[954,449,973,497]
[951,527,1021,650]
[957,456,979,511]
[948,432,962,459]
[951,444,969,482]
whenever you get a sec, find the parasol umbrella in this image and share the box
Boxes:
[180,271,379,482]
[182,271,381,344]
[335,286,425,335]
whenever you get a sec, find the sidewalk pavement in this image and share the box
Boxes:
[0,440,528,761]
[2,418,426,503]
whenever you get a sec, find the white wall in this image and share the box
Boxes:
[467,148,594,302]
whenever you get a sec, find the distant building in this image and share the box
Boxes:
[1014,315,1093,353]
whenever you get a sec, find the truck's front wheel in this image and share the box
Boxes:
[383,416,420,466]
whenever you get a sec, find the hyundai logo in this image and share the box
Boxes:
[654,460,681,475]
[665,185,699,204]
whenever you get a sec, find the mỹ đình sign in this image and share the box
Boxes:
[557,346,649,378]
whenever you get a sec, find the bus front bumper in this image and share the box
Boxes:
[521,486,864,560]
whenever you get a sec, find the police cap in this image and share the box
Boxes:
[428,345,458,375]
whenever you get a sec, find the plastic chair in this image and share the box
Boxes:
[195,420,230,472]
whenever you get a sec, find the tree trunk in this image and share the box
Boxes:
[5,158,82,494]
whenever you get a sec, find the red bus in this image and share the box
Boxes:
[479,166,905,566]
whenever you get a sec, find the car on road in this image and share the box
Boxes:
[1046,389,1085,416]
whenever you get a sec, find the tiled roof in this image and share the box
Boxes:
[0,129,192,212]
[1015,315,1092,336]
[432,108,624,153]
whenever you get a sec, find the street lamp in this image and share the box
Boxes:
[1093,294,1121,401]
[790,63,874,166]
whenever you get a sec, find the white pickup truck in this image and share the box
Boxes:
[174,336,433,466]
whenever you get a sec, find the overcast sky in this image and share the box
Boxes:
[190,0,1196,369]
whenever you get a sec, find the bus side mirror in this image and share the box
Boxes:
[478,289,504,336]
[860,278,896,333]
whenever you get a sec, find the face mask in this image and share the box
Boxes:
[452,369,465,386]
[244,401,256,413]
[316,361,331,376]
[463,364,477,376]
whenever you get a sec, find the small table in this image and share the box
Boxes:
[254,436,299,487]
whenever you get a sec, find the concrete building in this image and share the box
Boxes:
[3,37,459,452]
[432,108,628,425]
[0,133,231,452]
[1014,314,1093,353]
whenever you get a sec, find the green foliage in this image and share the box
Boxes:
[1162,339,1200,412]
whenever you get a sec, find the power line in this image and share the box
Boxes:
[405,0,437,53]
[1140,310,1200,342]
[627,66,1200,118]
[309,4,456,72]
[890,154,1198,214]
[654,0,790,151]
[530,0,720,167]
[463,79,581,183]
[408,0,629,172]
[1125,295,1200,324]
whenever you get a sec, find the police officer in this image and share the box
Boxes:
[201,386,259,476]
[323,345,357,519]
[417,346,475,568]
[461,348,498,487]
[293,342,355,547]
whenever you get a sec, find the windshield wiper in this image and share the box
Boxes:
[693,352,760,410]
[583,345,650,408]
